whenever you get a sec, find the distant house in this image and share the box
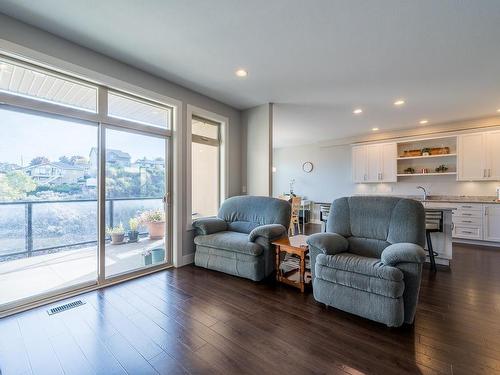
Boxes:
[0,163,21,174]
[133,158,165,170]
[23,162,85,185]
[88,148,131,175]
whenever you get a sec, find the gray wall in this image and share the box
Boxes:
[242,103,272,196]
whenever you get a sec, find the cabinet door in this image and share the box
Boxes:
[366,144,381,182]
[352,146,367,183]
[380,143,397,182]
[485,131,500,180]
[457,133,485,180]
[483,205,500,242]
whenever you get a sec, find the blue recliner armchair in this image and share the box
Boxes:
[307,196,426,327]
[193,195,291,281]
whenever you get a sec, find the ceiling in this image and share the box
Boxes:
[1,0,499,148]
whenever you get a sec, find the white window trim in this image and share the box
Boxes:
[0,42,190,317]
[186,104,229,229]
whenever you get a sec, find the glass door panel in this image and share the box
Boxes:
[104,128,168,278]
[0,106,98,308]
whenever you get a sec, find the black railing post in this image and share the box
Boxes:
[25,202,33,257]
[108,199,114,229]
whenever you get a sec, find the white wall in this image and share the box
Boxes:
[243,103,272,196]
[0,13,242,265]
[273,143,500,204]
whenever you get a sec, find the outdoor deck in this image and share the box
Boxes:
[0,238,166,306]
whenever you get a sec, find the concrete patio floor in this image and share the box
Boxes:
[0,238,166,306]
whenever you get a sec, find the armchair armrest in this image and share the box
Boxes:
[381,243,426,266]
[248,224,287,242]
[307,233,348,255]
[192,217,227,235]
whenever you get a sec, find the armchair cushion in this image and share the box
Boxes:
[248,224,287,242]
[381,243,426,266]
[307,233,349,255]
[193,217,227,235]
[194,231,263,256]
[316,253,403,281]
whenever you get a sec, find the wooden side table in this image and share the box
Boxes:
[272,235,310,292]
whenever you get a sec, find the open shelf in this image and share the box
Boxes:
[397,172,457,177]
[397,153,457,160]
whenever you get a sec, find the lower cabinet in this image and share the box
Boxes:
[483,205,500,242]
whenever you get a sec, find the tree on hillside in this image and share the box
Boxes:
[30,156,50,166]
[0,171,37,200]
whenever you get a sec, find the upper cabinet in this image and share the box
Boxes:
[458,131,500,181]
[352,143,397,183]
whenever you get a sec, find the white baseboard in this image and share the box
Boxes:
[452,239,500,248]
[178,253,194,267]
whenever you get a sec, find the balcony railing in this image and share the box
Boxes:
[0,197,163,260]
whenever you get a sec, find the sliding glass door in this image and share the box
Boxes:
[0,55,173,314]
[0,106,98,308]
[104,127,169,278]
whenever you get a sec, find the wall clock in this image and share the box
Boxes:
[302,161,314,173]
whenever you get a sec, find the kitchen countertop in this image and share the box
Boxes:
[404,195,499,204]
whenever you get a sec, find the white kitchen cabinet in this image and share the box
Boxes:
[457,133,485,180]
[351,143,396,183]
[485,131,500,180]
[483,205,500,242]
[352,145,367,183]
[458,131,500,180]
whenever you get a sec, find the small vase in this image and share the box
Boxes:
[111,233,125,245]
[147,221,165,240]
[128,230,139,243]
[143,253,152,266]
[151,247,165,264]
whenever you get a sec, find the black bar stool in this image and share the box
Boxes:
[425,210,443,272]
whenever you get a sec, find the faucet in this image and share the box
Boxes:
[417,186,427,201]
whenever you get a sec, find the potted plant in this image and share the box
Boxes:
[435,164,448,173]
[142,249,152,266]
[421,147,431,156]
[106,223,125,245]
[128,217,140,243]
[404,167,415,174]
[139,209,165,240]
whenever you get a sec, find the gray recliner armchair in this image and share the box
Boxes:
[307,196,426,327]
[193,195,291,281]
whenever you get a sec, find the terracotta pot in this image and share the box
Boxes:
[147,221,165,240]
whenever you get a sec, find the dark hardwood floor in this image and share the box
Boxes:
[1,241,500,375]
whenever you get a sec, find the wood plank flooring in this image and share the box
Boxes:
[1,243,500,375]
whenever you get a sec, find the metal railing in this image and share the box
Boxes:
[0,196,163,260]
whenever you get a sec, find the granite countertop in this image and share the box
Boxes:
[405,195,500,204]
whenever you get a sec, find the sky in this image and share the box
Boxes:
[0,107,166,166]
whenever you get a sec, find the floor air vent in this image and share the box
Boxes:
[47,300,85,315]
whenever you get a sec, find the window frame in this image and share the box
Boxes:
[191,115,221,220]
[0,52,175,316]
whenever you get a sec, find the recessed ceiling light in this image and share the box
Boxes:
[497,108,500,113]
[372,127,379,131]
[353,108,363,114]
[419,119,429,125]
[235,69,248,77]
[394,99,405,106]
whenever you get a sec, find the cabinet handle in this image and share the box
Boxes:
[462,205,472,208]
[488,169,491,177]
[462,231,474,234]
[462,213,472,216]
[462,220,473,223]
[485,207,489,216]
[364,174,367,181]
[483,169,487,178]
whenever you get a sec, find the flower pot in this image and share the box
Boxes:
[128,230,139,243]
[151,247,165,264]
[146,221,165,240]
[143,253,152,266]
[110,233,125,245]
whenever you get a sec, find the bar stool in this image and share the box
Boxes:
[425,210,443,272]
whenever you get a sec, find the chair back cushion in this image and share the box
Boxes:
[327,196,425,257]
[218,195,291,234]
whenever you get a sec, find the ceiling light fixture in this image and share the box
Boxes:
[353,108,363,114]
[419,119,429,125]
[497,108,500,113]
[394,99,405,106]
[372,127,379,131]
[235,69,248,77]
